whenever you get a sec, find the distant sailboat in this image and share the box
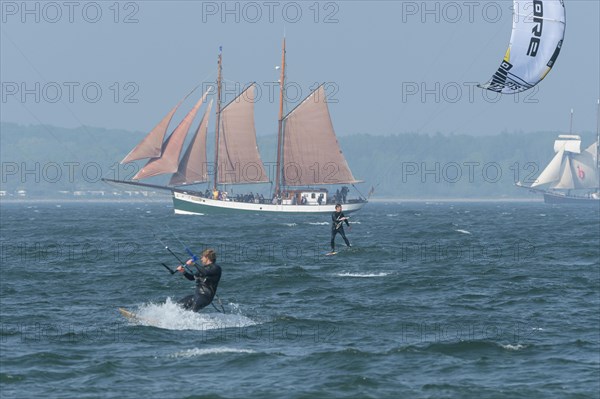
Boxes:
[103,41,367,214]
[517,102,600,203]
[479,0,566,93]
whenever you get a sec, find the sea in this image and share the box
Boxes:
[0,200,598,399]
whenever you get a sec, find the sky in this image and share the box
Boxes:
[1,0,599,137]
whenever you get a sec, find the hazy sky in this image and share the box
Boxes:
[1,0,599,137]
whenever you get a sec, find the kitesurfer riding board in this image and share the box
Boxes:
[330,203,352,253]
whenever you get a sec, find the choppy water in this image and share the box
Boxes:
[1,200,599,398]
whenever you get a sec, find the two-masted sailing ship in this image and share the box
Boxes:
[103,41,367,214]
[517,102,600,204]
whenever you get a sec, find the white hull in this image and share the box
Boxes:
[173,191,366,214]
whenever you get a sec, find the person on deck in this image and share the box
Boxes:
[176,248,222,312]
[341,186,349,203]
[330,204,351,252]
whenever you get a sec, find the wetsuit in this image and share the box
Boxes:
[331,210,351,251]
[178,262,222,312]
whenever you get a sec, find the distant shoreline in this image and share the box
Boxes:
[0,197,171,204]
[368,197,543,203]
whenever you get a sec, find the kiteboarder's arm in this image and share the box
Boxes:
[176,265,195,281]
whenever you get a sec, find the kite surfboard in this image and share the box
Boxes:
[118,307,138,320]
[118,307,158,324]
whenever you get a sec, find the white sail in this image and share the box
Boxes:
[532,148,564,187]
[553,157,575,189]
[568,147,599,189]
[535,148,598,190]
[583,141,598,161]
[479,0,566,94]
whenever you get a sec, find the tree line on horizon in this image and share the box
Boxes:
[1,122,596,198]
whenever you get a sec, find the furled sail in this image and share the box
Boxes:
[169,100,213,186]
[282,85,359,186]
[479,0,566,94]
[133,90,208,180]
[554,135,581,154]
[121,88,197,163]
[217,84,269,184]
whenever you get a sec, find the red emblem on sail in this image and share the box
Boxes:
[577,166,585,180]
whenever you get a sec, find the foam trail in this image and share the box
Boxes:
[130,298,259,331]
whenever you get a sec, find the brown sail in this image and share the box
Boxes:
[133,90,208,180]
[282,85,359,186]
[170,100,213,186]
[217,84,269,184]
[121,88,197,164]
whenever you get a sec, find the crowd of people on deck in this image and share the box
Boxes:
[191,186,353,205]
[333,186,349,204]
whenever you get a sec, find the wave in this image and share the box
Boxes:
[501,343,526,351]
[418,340,530,355]
[168,347,256,358]
[126,298,259,331]
[455,229,472,235]
[334,272,390,278]
[308,222,329,225]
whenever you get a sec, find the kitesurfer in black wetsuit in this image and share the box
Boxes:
[176,248,221,312]
[331,203,351,252]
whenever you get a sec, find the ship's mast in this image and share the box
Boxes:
[569,108,574,134]
[274,38,286,196]
[213,47,223,192]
